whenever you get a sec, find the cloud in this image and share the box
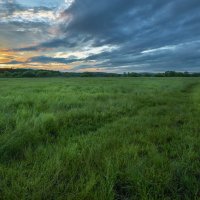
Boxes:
[0,9,57,24]
[27,55,81,64]
[1,0,200,72]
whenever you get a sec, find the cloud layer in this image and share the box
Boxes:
[0,0,200,72]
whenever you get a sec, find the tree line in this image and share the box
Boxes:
[0,68,200,78]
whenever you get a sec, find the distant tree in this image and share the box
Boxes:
[0,68,200,78]
[183,71,190,77]
[3,71,12,77]
[22,71,36,77]
[164,71,176,77]
[81,72,94,77]
[36,71,49,77]
[11,72,20,78]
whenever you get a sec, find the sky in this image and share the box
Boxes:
[0,0,200,73]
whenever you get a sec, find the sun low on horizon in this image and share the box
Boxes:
[0,0,200,73]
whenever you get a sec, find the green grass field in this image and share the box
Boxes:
[0,78,199,200]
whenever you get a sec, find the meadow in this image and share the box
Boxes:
[0,78,199,200]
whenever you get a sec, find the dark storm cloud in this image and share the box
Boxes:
[0,60,22,65]
[27,0,200,47]
[1,55,82,67]
[3,0,200,71]
[66,0,200,71]
[13,37,79,51]
[83,40,200,72]
[27,55,81,64]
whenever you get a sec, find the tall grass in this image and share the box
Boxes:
[0,78,199,199]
